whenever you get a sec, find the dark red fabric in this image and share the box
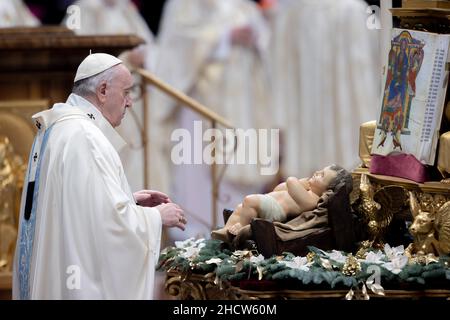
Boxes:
[370,154,427,183]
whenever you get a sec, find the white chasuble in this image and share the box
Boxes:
[13,94,162,299]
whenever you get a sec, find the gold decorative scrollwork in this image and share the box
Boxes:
[164,271,238,300]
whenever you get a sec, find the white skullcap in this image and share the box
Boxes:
[74,53,122,82]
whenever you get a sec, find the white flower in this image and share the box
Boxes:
[175,237,196,249]
[327,250,347,264]
[175,237,206,257]
[382,255,408,274]
[384,244,405,260]
[231,250,252,260]
[179,246,200,260]
[250,254,265,264]
[361,251,385,264]
[320,258,333,270]
[195,238,206,249]
[283,256,311,271]
[205,258,222,265]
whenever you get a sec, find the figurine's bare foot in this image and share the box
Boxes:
[228,223,242,235]
[211,228,232,242]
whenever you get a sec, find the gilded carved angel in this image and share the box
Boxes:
[359,174,409,246]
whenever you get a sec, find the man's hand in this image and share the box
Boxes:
[156,203,186,231]
[134,190,171,207]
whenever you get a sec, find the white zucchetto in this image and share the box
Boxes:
[74,53,122,82]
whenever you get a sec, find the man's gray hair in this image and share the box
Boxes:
[328,164,353,194]
[72,66,119,97]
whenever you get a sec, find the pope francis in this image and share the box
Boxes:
[12,53,186,300]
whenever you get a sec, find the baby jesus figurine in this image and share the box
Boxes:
[211,165,351,242]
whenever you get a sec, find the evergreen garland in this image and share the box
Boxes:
[158,238,450,291]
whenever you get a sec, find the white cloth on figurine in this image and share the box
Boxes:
[13,94,162,299]
[258,194,286,222]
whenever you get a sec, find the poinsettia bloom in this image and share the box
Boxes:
[328,250,347,264]
[175,237,196,248]
[250,254,265,264]
[382,255,408,274]
[205,258,222,265]
[195,238,206,248]
[175,237,205,250]
[362,251,385,264]
[283,256,311,271]
[384,244,405,260]
[180,247,201,260]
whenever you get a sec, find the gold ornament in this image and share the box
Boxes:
[355,247,368,260]
[406,192,450,257]
[342,254,361,276]
[306,252,316,263]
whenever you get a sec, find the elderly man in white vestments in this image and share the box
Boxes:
[63,0,157,191]
[12,53,186,300]
[151,0,275,241]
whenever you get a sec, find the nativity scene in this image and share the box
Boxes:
[0,0,450,302]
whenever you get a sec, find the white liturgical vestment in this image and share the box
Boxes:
[13,94,162,300]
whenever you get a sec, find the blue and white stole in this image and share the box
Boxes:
[18,122,54,300]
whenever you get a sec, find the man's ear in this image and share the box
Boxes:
[96,81,107,104]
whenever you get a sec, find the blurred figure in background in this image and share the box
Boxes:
[269,0,379,178]
[151,0,275,242]
[0,0,40,27]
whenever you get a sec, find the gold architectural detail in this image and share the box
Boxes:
[405,191,450,256]
[390,7,450,33]
[164,271,238,300]
[353,169,450,258]
[357,173,409,246]
[0,136,25,272]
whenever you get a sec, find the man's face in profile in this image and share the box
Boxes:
[102,64,134,128]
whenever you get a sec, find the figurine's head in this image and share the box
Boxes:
[410,211,434,236]
[309,165,352,196]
